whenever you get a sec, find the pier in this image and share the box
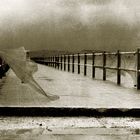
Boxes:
[0,64,140,116]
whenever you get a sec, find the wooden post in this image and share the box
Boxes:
[53,56,54,67]
[48,57,50,66]
[64,55,66,71]
[84,53,87,76]
[68,55,70,72]
[103,52,106,81]
[61,55,63,70]
[72,54,74,73]
[52,57,53,67]
[58,56,59,69]
[92,52,95,78]
[52,56,53,67]
[46,57,49,66]
[43,56,45,65]
[117,50,121,85]
[55,56,57,68]
[137,48,140,89]
[45,57,47,66]
[50,57,52,66]
[78,53,80,74]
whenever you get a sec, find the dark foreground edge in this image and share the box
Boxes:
[0,107,140,117]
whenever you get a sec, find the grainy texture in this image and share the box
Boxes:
[0,117,140,140]
[0,64,140,108]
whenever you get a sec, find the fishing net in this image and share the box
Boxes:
[0,47,59,100]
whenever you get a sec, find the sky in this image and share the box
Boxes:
[0,0,140,51]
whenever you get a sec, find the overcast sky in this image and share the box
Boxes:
[0,0,140,51]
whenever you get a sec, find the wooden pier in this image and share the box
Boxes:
[34,49,140,89]
[0,64,140,116]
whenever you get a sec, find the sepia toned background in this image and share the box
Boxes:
[0,0,140,51]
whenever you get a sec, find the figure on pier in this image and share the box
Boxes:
[0,47,59,101]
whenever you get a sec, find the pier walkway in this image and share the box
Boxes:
[0,64,140,116]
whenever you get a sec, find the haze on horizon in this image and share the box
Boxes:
[0,0,140,52]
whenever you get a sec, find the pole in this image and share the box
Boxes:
[78,53,80,74]
[68,55,70,72]
[64,55,66,71]
[92,52,95,78]
[72,54,74,73]
[117,50,121,85]
[61,55,63,70]
[103,51,106,81]
[84,53,87,76]
[137,48,140,89]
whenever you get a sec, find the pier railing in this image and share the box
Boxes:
[32,49,140,90]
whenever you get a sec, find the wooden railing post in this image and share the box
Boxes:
[55,56,57,68]
[92,52,95,78]
[52,57,53,67]
[72,54,74,73]
[46,57,49,66]
[48,57,50,66]
[103,51,106,80]
[53,56,54,67]
[61,55,63,70]
[58,56,59,69]
[64,55,66,71]
[78,53,80,74]
[137,48,140,89]
[68,55,70,72]
[84,53,87,76]
[117,50,121,85]
[51,57,53,66]
[50,57,52,66]
[43,56,45,65]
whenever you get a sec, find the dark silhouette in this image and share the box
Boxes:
[0,57,9,79]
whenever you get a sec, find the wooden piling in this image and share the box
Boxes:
[50,57,52,66]
[68,55,70,72]
[61,55,63,70]
[103,52,106,81]
[78,53,80,74]
[53,56,54,67]
[117,50,121,85]
[64,55,66,71]
[84,53,87,76]
[55,56,57,68]
[92,52,95,78]
[48,57,50,66]
[137,48,140,89]
[57,56,59,69]
[72,54,74,73]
